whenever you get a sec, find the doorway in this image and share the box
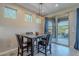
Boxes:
[57,17,69,46]
[48,17,69,46]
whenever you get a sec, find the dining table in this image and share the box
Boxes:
[20,33,47,56]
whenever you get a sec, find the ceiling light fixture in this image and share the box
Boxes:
[39,3,43,16]
[55,4,58,7]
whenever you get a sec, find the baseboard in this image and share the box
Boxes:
[0,48,18,56]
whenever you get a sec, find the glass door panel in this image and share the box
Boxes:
[48,19,56,42]
[57,17,69,46]
[51,19,56,42]
[48,20,53,34]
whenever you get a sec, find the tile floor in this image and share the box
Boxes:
[2,43,79,56]
[35,44,79,56]
[52,38,68,46]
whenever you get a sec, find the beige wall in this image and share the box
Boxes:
[0,3,45,53]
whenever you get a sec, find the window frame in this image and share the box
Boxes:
[4,7,17,19]
[25,13,33,23]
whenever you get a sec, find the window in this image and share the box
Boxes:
[25,14,32,22]
[48,20,52,30]
[4,7,17,19]
[35,18,41,24]
[48,21,52,26]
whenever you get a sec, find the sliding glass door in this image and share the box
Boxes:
[47,17,69,46]
[57,17,69,46]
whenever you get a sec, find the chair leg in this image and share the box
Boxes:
[38,44,39,53]
[36,39,38,48]
[17,47,19,56]
[27,46,29,52]
[50,44,51,54]
[45,46,47,56]
[21,49,23,56]
[43,46,44,49]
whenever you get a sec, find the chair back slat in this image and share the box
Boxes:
[26,32,33,35]
[35,32,39,35]
[46,34,50,44]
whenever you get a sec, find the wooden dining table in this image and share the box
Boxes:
[20,33,47,56]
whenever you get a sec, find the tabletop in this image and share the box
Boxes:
[20,33,47,39]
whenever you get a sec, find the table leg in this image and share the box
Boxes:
[31,39,34,56]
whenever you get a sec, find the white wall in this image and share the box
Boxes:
[69,11,76,48]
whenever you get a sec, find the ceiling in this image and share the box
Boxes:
[18,3,79,16]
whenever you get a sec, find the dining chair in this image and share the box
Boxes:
[35,32,39,36]
[37,33,51,56]
[25,32,33,42]
[35,32,40,48]
[16,34,32,56]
